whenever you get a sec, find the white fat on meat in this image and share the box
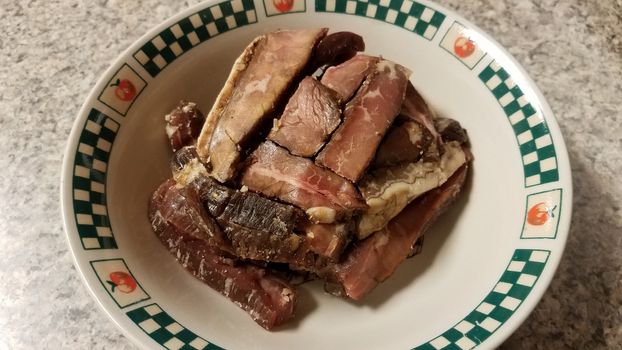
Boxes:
[305,206,337,224]
[357,141,467,238]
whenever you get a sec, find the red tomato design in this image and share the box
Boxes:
[273,0,294,12]
[107,271,137,293]
[110,78,137,101]
[454,36,476,58]
[527,202,556,226]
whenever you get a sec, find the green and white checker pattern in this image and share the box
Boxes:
[414,249,550,350]
[72,108,119,250]
[133,0,257,77]
[315,0,445,40]
[479,61,559,187]
[127,304,223,350]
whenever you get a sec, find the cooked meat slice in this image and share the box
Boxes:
[149,206,296,330]
[311,31,365,69]
[149,178,231,250]
[300,222,350,261]
[372,120,433,168]
[220,191,302,234]
[242,141,367,222]
[435,117,469,145]
[165,101,205,152]
[357,141,468,238]
[399,82,442,160]
[320,55,379,103]
[316,59,411,182]
[196,28,328,183]
[326,164,468,300]
[268,77,341,157]
[173,163,318,266]
[217,191,306,262]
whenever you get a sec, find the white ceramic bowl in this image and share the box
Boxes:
[61,0,572,349]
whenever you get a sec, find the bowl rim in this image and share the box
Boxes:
[60,0,573,348]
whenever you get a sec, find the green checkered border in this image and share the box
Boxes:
[133,0,257,77]
[414,249,550,350]
[315,0,445,41]
[72,108,119,250]
[479,61,559,187]
[127,303,224,350]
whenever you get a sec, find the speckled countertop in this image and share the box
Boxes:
[0,0,620,349]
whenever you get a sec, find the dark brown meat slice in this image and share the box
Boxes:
[372,120,433,168]
[435,117,469,145]
[268,77,341,157]
[217,191,306,262]
[300,222,350,261]
[149,186,296,330]
[165,101,205,152]
[325,164,468,300]
[242,141,367,223]
[316,59,411,182]
[196,28,328,183]
[149,178,231,251]
[311,31,365,69]
[400,82,442,160]
[175,168,321,266]
[320,55,379,103]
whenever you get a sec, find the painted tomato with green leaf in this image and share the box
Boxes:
[107,271,137,293]
[273,0,294,12]
[110,78,136,101]
[527,202,556,226]
[454,36,475,58]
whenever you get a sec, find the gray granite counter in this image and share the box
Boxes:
[0,0,620,349]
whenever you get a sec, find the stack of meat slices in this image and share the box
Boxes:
[149,28,472,330]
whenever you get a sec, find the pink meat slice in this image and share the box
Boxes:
[316,59,411,182]
[242,141,367,220]
[328,164,468,300]
[149,180,297,330]
[320,55,379,103]
[268,76,341,157]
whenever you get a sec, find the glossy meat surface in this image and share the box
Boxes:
[268,77,341,157]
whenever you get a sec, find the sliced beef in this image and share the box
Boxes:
[372,120,433,168]
[357,141,468,238]
[316,59,411,182]
[321,55,379,103]
[217,191,307,263]
[165,101,205,152]
[311,31,365,69]
[268,77,341,157]
[242,141,367,223]
[325,164,469,300]
[149,178,231,251]
[149,188,296,330]
[400,82,442,160]
[196,28,328,183]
